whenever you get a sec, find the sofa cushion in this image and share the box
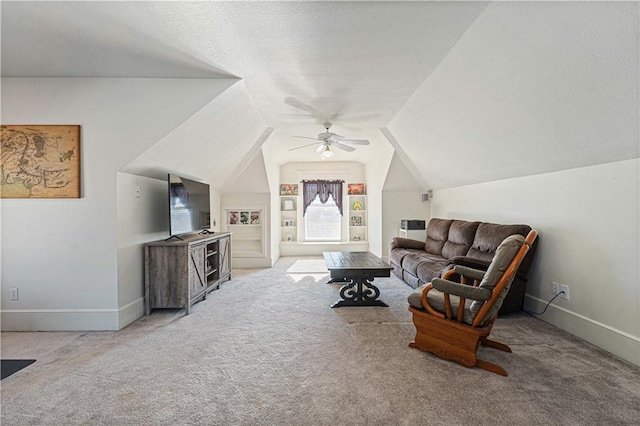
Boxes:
[415,258,449,285]
[470,234,525,321]
[389,248,411,267]
[407,284,475,325]
[424,218,452,255]
[389,248,426,267]
[466,222,531,262]
[401,253,430,276]
[441,220,480,259]
[402,270,422,289]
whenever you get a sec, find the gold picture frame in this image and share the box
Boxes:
[1,125,81,198]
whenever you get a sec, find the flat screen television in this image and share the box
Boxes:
[168,174,211,237]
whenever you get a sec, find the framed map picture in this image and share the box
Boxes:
[1,125,81,198]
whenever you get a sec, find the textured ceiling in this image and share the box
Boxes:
[2,1,638,189]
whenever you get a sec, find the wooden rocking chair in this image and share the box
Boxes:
[407,230,538,376]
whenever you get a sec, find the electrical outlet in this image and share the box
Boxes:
[10,287,19,301]
[552,282,560,295]
[560,284,570,300]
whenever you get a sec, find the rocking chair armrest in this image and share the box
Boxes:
[453,265,486,281]
[431,278,492,302]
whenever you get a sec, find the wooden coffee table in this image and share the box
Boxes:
[323,251,392,308]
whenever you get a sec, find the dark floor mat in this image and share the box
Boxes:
[1,359,36,379]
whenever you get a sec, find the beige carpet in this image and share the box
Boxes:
[1,256,639,425]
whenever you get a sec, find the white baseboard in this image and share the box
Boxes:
[1,298,146,331]
[1,309,119,331]
[524,295,640,367]
[118,297,144,329]
[231,257,272,268]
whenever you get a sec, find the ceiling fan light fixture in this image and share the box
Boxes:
[320,145,334,159]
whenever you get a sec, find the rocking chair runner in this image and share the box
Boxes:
[407,230,538,376]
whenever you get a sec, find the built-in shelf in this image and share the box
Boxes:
[348,194,367,242]
[280,195,298,243]
[222,206,266,258]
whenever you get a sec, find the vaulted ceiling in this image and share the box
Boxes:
[2,1,638,190]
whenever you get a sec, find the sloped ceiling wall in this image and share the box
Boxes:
[382,153,423,191]
[121,80,268,191]
[223,150,270,193]
[388,1,639,190]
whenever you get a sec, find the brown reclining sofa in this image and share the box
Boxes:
[389,218,538,314]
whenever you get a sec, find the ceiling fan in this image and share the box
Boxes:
[288,122,370,159]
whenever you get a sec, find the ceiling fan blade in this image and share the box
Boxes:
[289,142,322,151]
[332,142,355,152]
[337,139,370,145]
[294,136,319,141]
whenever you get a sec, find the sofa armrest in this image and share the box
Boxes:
[448,256,491,271]
[390,237,425,250]
[431,278,492,302]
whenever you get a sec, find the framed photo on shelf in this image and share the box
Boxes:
[250,211,260,225]
[347,183,365,195]
[228,211,239,225]
[282,199,294,211]
[280,184,298,196]
[240,211,249,225]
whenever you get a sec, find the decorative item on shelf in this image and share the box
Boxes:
[283,199,294,211]
[347,183,365,195]
[1,125,81,198]
[352,201,362,210]
[280,184,298,196]
[229,211,239,225]
[250,211,260,225]
[350,216,363,226]
[286,234,293,242]
[284,220,295,227]
[240,211,249,225]
[353,235,361,241]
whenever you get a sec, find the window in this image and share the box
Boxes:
[304,194,341,241]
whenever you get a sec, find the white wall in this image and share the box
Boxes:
[261,144,282,264]
[1,77,232,330]
[382,191,430,263]
[380,153,430,262]
[116,173,167,328]
[364,137,395,258]
[430,159,640,366]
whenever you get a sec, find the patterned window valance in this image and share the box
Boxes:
[301,179,345,216]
